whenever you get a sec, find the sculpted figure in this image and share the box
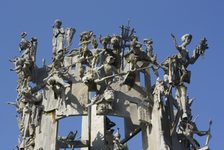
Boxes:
[29,37,38,63]
[111,35,122,53]
[81,67,98,87]
[51,47,72,83]
[143,38,159,77]
[161,55,189,119]
[80,31,93,44]
[90,48,103,68]
[79,31,93,48]
[144,39,156,62]
[171,33,208,69]
[170,33,208,85]
[52,19,65,57]
[113,128,122,150]
[91,34,98,49]
[124,36,152,70]
[113,128,127,150]
[177,99,211,149]
[151,78,170,150]
[95,55,118,85]
[78,31,93,65]
[47,75,69,109]
[45,48,71,109]
[14,82,44,149]
[99,35,111,49]
[153,78,168,107]
[97,88,115,114]
[65,27,76,50]
[11,34,38,98]
[52,49,65,71]
[105,117,116,149]
[11,23,211,150]
[10,57,28,92]
[19,32,29,52]
[179,118,210,149]
[95,35,121,70]
[21,37,37,68]
[86,86,115,114]
[19,101,32,149]
[130,36,141,51]
[90,34,102,67]
[81,55,118,90]
[124,36,141,70]
[110,35,122,69]
[161,34,208,120]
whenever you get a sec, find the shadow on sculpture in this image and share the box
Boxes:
[9,19,212,150]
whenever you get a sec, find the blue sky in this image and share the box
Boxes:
[0,0,223,149]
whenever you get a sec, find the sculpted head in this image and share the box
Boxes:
[53,19,62,28]
[181,34,192,46]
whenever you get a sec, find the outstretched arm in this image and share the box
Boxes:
[171,33,180,50]
[190,38,208,64]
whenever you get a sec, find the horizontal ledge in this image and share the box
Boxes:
[57,140,89,148]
